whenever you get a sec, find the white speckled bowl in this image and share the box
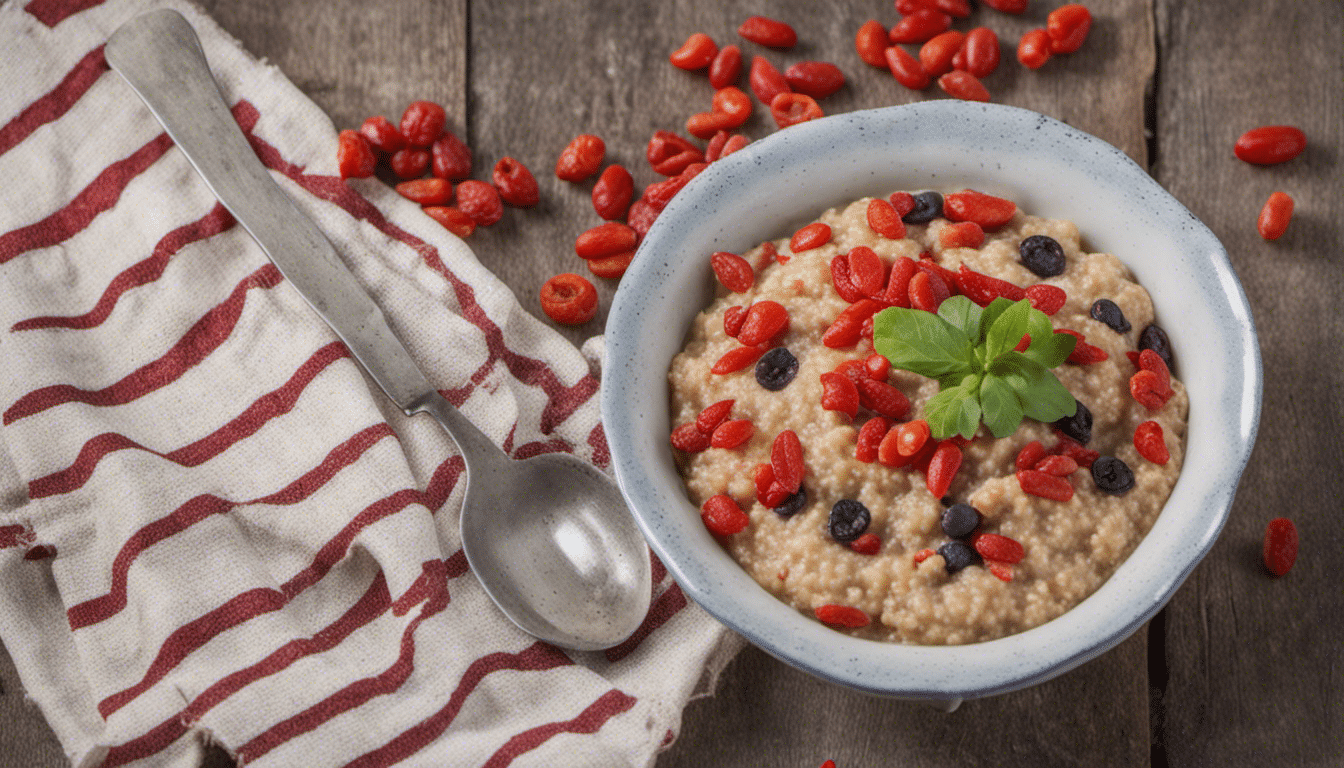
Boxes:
[601,102,1261,705]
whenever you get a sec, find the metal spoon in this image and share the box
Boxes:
[105,9,651,651]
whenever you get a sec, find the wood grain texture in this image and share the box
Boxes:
[1151,0,1344,764]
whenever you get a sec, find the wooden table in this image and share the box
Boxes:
[4,1,1341,765]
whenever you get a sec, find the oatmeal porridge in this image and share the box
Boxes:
[667,190,1188,645]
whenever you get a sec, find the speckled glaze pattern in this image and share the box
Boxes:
[601,102,1261,703]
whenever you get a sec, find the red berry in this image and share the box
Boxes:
[423,206,475,238]
[670,32,718,70]
[539,273,598,325]
[1262,517,1298,577]
[855,20,890,69]
[492,157,540,208]
[1257,191,1294,240]
[1017,28,1052,69]
[431,131,473,180]
[575,222,638,260]
[739,15,797,49]
[454,180,503,226]
[711,251,755,293]
[709,44,744,88]
[1134,420,1170,464]
[784,61,846,99]
[695,399,735,434]
[1046,3,1092,54]
[814,604,870,628]
[701,494,750,536]
[399,100,446,147]
[337,130,376,179]
[359,116,407,153]
[556,134,605,182]
[395,178,452,205]
[790,222,832,252]
[1235,126,1307,165]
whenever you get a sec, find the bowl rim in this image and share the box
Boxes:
[601,101,1262,700]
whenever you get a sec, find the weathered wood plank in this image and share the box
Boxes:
[1151,0,1344,764]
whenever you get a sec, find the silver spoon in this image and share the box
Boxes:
[105,9,651,651]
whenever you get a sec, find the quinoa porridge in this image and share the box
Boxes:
[667,190,1188,645]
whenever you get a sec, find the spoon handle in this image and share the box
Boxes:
[105,10,508,470]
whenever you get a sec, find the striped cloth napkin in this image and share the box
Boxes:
[0,1,741,766]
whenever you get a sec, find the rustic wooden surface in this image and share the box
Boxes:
[3,0,1341,765]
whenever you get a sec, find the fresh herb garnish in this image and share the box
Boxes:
[872,296,1078,439]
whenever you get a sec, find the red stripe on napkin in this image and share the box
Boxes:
[481,688,638,768]
[0,45,107,154]
[23,0,107,27]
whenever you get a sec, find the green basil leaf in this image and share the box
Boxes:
[872,307,976,379]
[924,374,982,440]
[979,374,1026,438]
[937,296,983,343]
[983,299,1033,361]
[1022,330,1077,369]
[991,352,1077,422]
[977,297,1018,343]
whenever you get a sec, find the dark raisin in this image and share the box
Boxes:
[1090,299,1131,333]
[755,347,799,391]
[938,540,982,573]
[773,487,808,518]
[902,191,943,224]
[1052,399,1092,444]
[828,499,871,543]
[940,503,981,539]
[1138,324,1175,374]
[1018,235,1066,277]
[1091,455,1135,495]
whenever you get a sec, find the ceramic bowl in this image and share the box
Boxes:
[600,101,1261,706]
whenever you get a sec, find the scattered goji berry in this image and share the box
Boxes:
[1130,369,1171,410]
[555,133,605,182]
[686,111,733,141]
[908,270,950,312]
[856,20,890,68]
[953,264,1024,306]
[739,15,797,48]
[337,130,376,179]
[1046,3,1092,54]
[423,206,475,238]
[711,419,754,449]
[864,353,891,380]
[896,419,931,457]
[670,32,718,70]
[492,156,540,207]
[1235,126,1307,165]
[643,162,706,209]
[539,273,598,325]
[938,70,990,102]
[939,219,986,247]
[646,130,703,175]
[784,61,846,99]
[857,377,911,419]
[591,164,634,220]
[720,133,750,158]
[712,343,770,374]
[882,256,916,307]
[1051,432,1099,467]
[753,462,792,507]
[866,198,907,240]
[1058,329,1109,364]
[704,131,731,163]
[1015,440,1047,470]
[987,561,1014,581]
[983,0,1028,12]
[671,422,712,452]
[702,494,750,536]
[856,416,891,462]
[390,148,430,179]
[575,222,638,259]
[399,100,446,147]
[925,440,962,498]
[1263,517,1298,577]
[694,399,735,435]
[1016,469,1074,501]
[1024,283,1067,315]
[849,532,882,555]
[913,548,936,564]
[1034,454,1079,476]
[935,0,972,17]
[791,222,832,252]
[944,189,1017,228]
[711,251,755,293]
[723,305,747,337]
[627,197,659,239]
[890,9,951,44]
[749,55,792,106]
[971,532,1025,564]
[1017,28,1052,69]
[1257,191,1294,240]
[428,131,472,181]
[820,371,861,418]
[920,30,966,78]
[358,116,407,154]
[1138,348,1172,392]
[958,26,1001,78]
[1133,420,1169,464]
[829,255,865,303]
[815,604,870,628]
[771,429,806,493]
[587,251,634,279]
[916,256,960,287]
[709,44,743,88]
[843,246,884,297]
[395,177,452,205]
[770,92,824,128]
[737,300,790,346]
[886,45,931,89]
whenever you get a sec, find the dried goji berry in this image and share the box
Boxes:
[822,316,862,348]
[846,246,886,297]
[1057,329,1109,364]
[395,177,452,205]
[492,157,540,207]
[882,256,916,307]
[1016,469,1073,501]
[913,548,936,564]
[720,133,750,158]
[749,56,792,106]
[704,131,730,163]
[1051,432,1099,467]
[1138,348,1172,392]
[686,112,733,141]
[820,371,861,418]
[711,251,755,293]
[857,377,911,419]
[1015,440,1047,470]
[711,419,754,449]
[1235,126,1307,165]
[908,270,950,312]
[695,399,735,434]
[1257,191,1294,240]
[895,0,937,12]
[971,532,1024,564]
[723,305,747,337]
[939,220,986,247]
[1263,517,1297,577]
[646,130,702,174]
[539,273,598,325]
[1133,420,1169,464]
[359,116,407,154]
[954,264,1025,306]
[709,44,743,88]
[834,359,869,384]
[925,440,962,498]
[944,189,1017,228]
[712,344,769,374]
[556,133,605,182]
[920,31,966,78]
[784,61,846,99]
[627,197,659,239]
[890,10,951,44]
[712,86,753,124]
[671,422,712,452]
[1024,283,1067,315]
[938,70,990,102]
[390,148,430,179]
[591,164,634,220]
[575,222,637,260]
[771,92,824,128]
[864,353,891,380]
[867,198,907,240]
[1130,370,1171,410]
[670,32,718,70]
[849,532,882,555]
[935,0,972,17]
[983,0,1028,12]
[701,494,750,536]
[337,130,376,179]
[771,429,806,493]
[431,131,472,180]
[815,604,870,628]
[737,300,790,346]
[987,561,1014,582]
[643,162,706,209]
[886,45,931,90]
[856,20,890,68]
[423,206,475,238]
[753,463,792,508]
[1017,28,1053,69]
[739,15,797,48]
[896,419,931,457]
[587,251,634,279]
[1046,3,1092,54]
[1014,333,1031,352]
[829,255,865,303]
[917,256,960,287]
[399,100,446,147]
[856,416,891,462]
[889,192,917,217]
[1034,454,1079,476]
[791,222,832,252]
[959,26,1001,78]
